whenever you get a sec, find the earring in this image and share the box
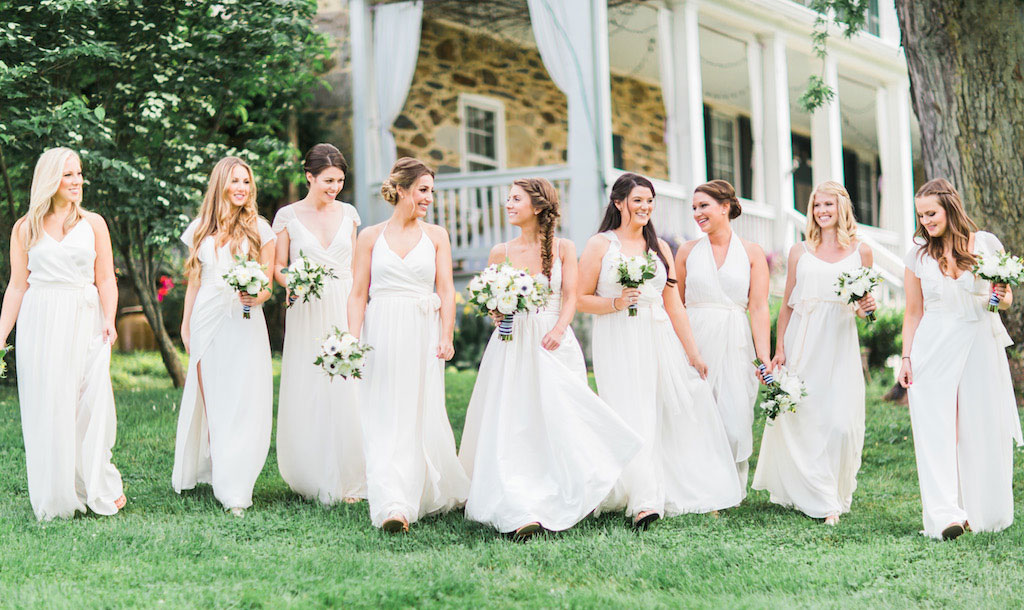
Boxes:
[722,210,727,215]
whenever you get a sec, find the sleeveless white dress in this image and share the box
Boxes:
[904,231,1021,538]
[752,243,865,518]
[360,225,469,527]
[17,220,124,520]
[273,203,366,504]
[459,246,642,532]
[685,233,758,494]
[172,218,276,510]
[591,232,742,517]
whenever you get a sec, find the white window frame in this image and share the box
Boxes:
[708,108,742,194]
[458,94,506,173]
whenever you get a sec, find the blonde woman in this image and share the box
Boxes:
[272,144,365,505]
[753,181,876,525]
[899,179,1020,540]
[172,156,277,516]
[0,148,125,521]
[348,157,468,533]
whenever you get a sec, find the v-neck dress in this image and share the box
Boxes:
[172,217,277,510]
[273,203,366,504]
[685,232,758,494]
[359,225,469,527]
[752,242,866,518]
[17,219,125,520]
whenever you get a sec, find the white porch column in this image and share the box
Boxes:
[659,0,706,191]
[746,35,766,204]
[878,1,901,45]
[810,55,844,187]
[880,81,916,253]
[759,33,796,253]
[527,0,613,248]
[349,0,374,221]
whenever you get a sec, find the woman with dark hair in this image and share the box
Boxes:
[348,157,468,533]
[271,143,365,505]
[459,178,641,539]
[898,178,1020,540]
[577,172,741,530]
[675,180,771,498]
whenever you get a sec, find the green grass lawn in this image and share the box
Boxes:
[1,352,1022,608]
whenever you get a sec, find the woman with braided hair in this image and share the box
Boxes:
[459,178,641,540]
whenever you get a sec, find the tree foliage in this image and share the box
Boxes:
[798,0,871,112]
[0,0,330,384]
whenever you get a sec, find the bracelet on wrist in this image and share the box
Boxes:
[611,297,621,312]
[901,356,911,361]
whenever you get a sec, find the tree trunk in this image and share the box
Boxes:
[119,241,187,388]
[895,0,1024,342]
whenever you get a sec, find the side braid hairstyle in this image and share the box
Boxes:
[513,178,561,278]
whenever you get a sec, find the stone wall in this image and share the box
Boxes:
[610,74,669,180]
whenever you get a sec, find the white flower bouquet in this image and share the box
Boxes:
[615,252,657,317]
[222,255,270,319]
[834,266,883,323]
[282,251,338,306]
[466,262,550,341]
[314,328,372,380]
[0,344,10,378]
[972,251,1024,312]
[753,358,806,421]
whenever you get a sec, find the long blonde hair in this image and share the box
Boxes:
[185,157,261,278]
[24,147,85,248]
[805,181,857,250]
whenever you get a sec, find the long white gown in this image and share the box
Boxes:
[273,203,366,504]
[752,242,865,518]
[17,220,124,521]
[172,219,277,510]
[360,226,469,527]
[685,233,758,494]
[592,231,742,518]
[459,249,642,533]
[905,231,1021,538]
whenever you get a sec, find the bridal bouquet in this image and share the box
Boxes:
[315,328,372,380]
[0,345,10,378]
[972,251,1024,312]
[753,358,806,421]
[466,262,550,341]
[834,266,883,323]
[283,252,338,306]
[615,252,657,317]
[223,256,270,319]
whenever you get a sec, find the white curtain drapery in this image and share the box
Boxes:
[372,0,423,178]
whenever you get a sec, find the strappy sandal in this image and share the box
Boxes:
[941,522,965,540]
[632,511,660,531]
[512,522,542,541]
[382,514,409,533]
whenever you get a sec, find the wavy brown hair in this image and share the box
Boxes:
[597,172,675,286]
[512,178,561,279]
[914,178,979,274]
[694,179,742,220]
[186,157,261,279]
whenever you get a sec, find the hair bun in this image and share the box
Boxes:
[380,179,398,204]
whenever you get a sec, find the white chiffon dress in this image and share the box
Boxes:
[172,218,276,510]
[905,232,1021,538]
[591,232,742,518]
[17,220,124,521]
[360,226,469,527]
[752,242,865,518]
[685,233,758,493]
[273,203,366,504]
[459,246,642,533]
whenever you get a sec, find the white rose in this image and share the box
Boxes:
[779,375,802,399]
[486,297,498,311]
[626,258,644,282]
[850,278,870,297]
[338,362,354,378]
[496,293,518,315]
[340,333,357,348]
[468,277,484,292]
[476,292,490,305]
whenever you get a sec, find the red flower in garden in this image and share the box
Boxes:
[157,275,175,302]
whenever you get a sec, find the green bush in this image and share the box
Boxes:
[857,307,904,368]
[452,305,492,370]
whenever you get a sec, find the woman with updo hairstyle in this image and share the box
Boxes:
[173,156,277,517]
[271,143,365,505]
[577,172,742,530]
[752,181,874,527]
[458,178,641,539]
[898,178,1020,540]
[675,179,771,498]
[348,157,468,533]
[0,147,126,520]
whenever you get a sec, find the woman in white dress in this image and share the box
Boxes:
[753,181,876,526]
[577,172,743,530]
[0,147,125,521]
[676,180,771,496]
[173,156,277,516]
[898,178,1020,540]
[272,144,365,505]
[459,178,642,539]
[348,157,469,533]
